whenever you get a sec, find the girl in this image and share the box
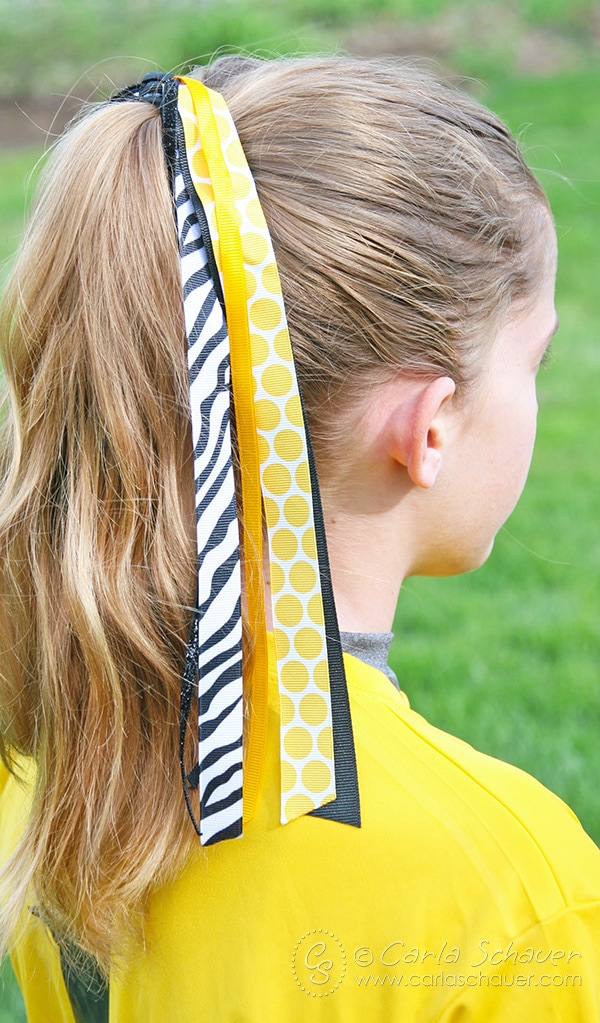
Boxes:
[1,55,599,1021]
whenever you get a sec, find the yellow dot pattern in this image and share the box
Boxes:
[178,80,336,824]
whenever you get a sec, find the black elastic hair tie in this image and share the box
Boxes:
[110,70,173,107]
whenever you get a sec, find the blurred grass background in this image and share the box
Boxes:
[0,1,599,1019]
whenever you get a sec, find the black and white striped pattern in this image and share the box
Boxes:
[176,160,244,845]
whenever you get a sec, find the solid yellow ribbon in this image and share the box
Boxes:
[178,77,268,825]
[178,77,336,826]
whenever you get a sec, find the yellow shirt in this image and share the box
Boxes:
[3,646,600,1020]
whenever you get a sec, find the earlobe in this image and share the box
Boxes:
[390,376,456,489]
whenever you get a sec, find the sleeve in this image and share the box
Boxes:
[440,904,600,1022]
[9,917,77,1023]
[1,761,76,1023]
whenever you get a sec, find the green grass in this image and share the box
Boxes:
[0,0,598,99]
[0,956,25,1023]
[0,150,43,286]
[391,66,600,845]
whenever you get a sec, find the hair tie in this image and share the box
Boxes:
[112,72,360,844]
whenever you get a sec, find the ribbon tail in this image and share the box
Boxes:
[175,139,244,845]
[304,417,360,828]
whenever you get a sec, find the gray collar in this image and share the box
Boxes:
[339,631,399,690]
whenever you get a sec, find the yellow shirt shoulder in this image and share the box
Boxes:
[113,651,600,1020]
[3,650,600,1021]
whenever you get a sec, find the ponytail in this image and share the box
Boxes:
[0,100,197,967]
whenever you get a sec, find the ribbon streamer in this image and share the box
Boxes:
[176,158,244,845]
[112,72,360,843]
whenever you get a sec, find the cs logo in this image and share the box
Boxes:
[291,929,346,997]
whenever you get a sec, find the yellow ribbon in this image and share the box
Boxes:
[178,78,336,825]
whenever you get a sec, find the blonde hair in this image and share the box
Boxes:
[0,55,551,970]
[206,56,551,471]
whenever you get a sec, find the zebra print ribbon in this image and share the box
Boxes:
[112,73,360,844]
[176,159,244,845]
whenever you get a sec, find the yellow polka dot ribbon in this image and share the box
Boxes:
[114,72,360,840]
[178,75,343,828]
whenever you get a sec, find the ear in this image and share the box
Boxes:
[389,377,456,489]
